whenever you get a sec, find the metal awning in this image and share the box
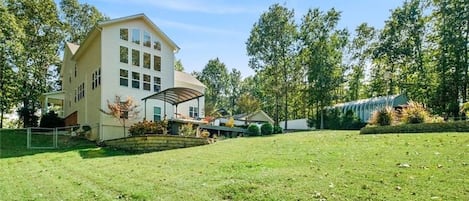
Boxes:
[141,87,204,120]
[141,87,203,105]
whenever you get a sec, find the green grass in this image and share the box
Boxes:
[1,130,468,200]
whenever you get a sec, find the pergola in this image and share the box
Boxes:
[141,87,204,120]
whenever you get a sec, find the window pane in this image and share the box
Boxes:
[132,49,140,66]
[153,107,161,121]
[143,74,150,82]
[120,46,128,63]
[132,29,140,44]
[132,80,139,88]
[153,41,161,50]
[132,72,140,79]
[153,55,161,71]
[120,28,128,41]
[143,53,150,69]
[155,77,161,84]
[153,85,161,92]
[143,31,151,47]
[120,69,128,77]
[132,72,140,89]
[120,78,128,86]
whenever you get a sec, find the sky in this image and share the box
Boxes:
[79,0,405,78]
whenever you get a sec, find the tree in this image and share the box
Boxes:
[237,93,260,125]
[59,0,108,45]
[174,59,184,71]
[194,58,229,111]
[299,8,349,129]
[6,0,63,127]
[246,4,297,129]
[346,23,376,101]
[100,96,140,137]
[0,2,24,128]
[226,68,242,114]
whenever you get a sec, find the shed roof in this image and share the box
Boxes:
[141,87,204,105]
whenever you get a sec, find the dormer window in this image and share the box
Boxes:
[132,29,140,44]
[120,28,128,41]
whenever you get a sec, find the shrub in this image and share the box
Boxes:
[260,123,273,135]
[225,117,235,128]
[200,130,210,138]
[401,101,430,124]
[129,120,166,136]
[39,111,65,128]
[273,125,283,134]
[360,121,469,134]
[247,124,260,136]
[369,107,396,126]
[180,123,196,136]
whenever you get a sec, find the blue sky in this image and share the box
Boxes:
[78,0,404,78]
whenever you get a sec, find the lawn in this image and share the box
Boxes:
[0,129,468,200]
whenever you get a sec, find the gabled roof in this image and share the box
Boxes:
[233,110,274,124]
[66,42,80,55]
[175,71,206,88]
[72,13,179,60]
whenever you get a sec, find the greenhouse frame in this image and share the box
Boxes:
[331,94,408,122]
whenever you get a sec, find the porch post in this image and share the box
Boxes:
[197,97,200,118]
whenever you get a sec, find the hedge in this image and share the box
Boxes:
[360,121,469,134]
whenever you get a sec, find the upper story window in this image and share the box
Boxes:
[132,49,140,66]
[154,55,161,71]
[143,74,151,91]
[74,64,77,77]
[143,52,150,69]
[120,28,128,41]
[132,29,140,44]
[132,72,140,89]
[120,46,128,63]
[92,68,101,90]
[153,41,161,51]
[77,82,85,101]
[120,69,128,87]
[153,76,161,92]
[143,31,151,48]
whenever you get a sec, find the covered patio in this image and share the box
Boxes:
[141,87,206,134]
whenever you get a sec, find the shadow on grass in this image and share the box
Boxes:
[78,147,137,159]
[0,130,138,159]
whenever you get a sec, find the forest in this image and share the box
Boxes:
[1,0,467,129]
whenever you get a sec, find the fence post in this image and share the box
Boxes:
[27,127,31,149]
[54,127,58,148]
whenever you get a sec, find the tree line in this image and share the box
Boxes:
[195,0,468,129]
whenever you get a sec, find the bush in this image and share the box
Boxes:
[200,130,210,138]
[129,120,167,136]
[401,101,430,124]
[260,123,273,135]
[369,107,396,126]
[360,121,469,134]
[247,124,260,136]
[39,111,65,128]
[273,125,283,134]
[225,117,235,128]
[179,123,196,136]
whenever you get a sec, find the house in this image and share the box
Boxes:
[44,13,205,141]
[215,110,274,126]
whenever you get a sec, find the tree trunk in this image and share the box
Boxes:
[0,110,3,128]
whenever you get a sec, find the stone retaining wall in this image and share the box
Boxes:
[104,135,210,152]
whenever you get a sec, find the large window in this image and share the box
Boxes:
[153,76,161,92]
[153,107,161,121]
[143,74,151,91]
[154,55,161,71]
[132,49,140,66]
[120,28,128,41]
[132,29,140,44]
[189,106,199,118]
[143,52,150,69]
[120,69,128,86]
[143,31,151,47]
[77,83,85,101]
[132,72,140,89]
[120,46,128,63]
[153,41,161,50]
[91,68,101,90]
